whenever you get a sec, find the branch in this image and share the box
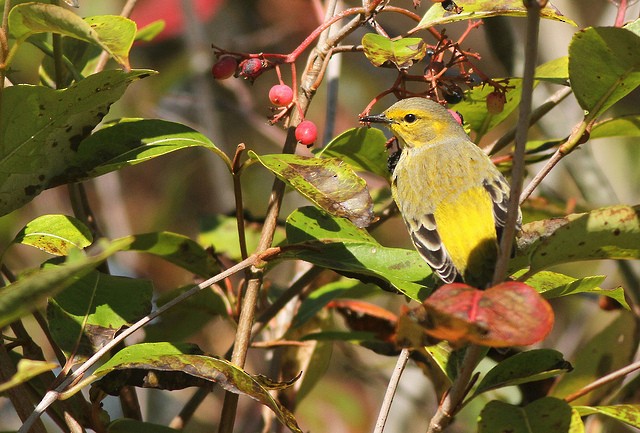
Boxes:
[19,252,267,433]
[373,348,411,433]
[217,5,373,432]
[564,358,640,403]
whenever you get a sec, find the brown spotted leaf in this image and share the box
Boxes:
[0,69,155,217]
[417,282,554,347]
[417,0,576,30]
[250,152,374,228]
[362,33,428,70]
[512,205,640,274]
[90,342,303,433]
[11,214,93,256]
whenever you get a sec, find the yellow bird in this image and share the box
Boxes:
[362,97,520,288]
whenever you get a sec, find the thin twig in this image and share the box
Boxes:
[373,348,411,433]
[492,0,541,283]
[19,252,266,433]
[614,0,628,27]
[564,358,640,403]
[93,0,138,73]
[232,143,249,261]
[217,4,373,431]
[488,86,572,156]
[169,265,324,429]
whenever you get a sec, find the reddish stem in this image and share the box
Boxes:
[614,0,628,27]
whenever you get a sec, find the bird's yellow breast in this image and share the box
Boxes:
[391,138,499,286]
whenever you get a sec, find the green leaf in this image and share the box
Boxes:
[591,115,640,139]
[118,231,219,278]
[0,239,131,328]
[314,127,389,179]
[144,285,228,342]
[512,205,640,274]
[250,152,374,228]
[474,349,572,397]
[624,17,640,36]
[417,0,576,30]
[10,214,93,256]
[293,279,378,328]
[455,79,522,136]
[569,26,640,118]
[478,397,572,433]
[283,207,433,300]
[0,359,58,393]
[47,270,153,360]
[535,56,570,85]
[73,118,222,180]
[575,405,640,429]
[570,409,586,433]
[9,4,136,68]
[82,16,136,68]
[135,20,166,42]
[522,271,629,309]
[361,33,427,70]
[91,342,303,433]
[0,69,155,217]
[198,214,286,262]
[551,312,638,405]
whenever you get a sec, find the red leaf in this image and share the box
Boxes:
[421,282,554,347]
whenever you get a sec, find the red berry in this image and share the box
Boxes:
[269,84,294,106]
[295,120,318,146]
[239,58,266,81]
[211,56,237,80]
[486,90,506,115]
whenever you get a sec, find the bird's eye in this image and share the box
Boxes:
[404,114,417,123]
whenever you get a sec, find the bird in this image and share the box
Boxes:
[361,97,520,288]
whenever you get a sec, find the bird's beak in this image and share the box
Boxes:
[360,113,392,124]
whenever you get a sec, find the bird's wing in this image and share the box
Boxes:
[483,175,522,240]
[406,214,459,283]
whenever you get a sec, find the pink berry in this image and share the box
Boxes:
[269,84,294,106]
[211,56,237,80]
[447,109,463,126]
[486,91,506,115]
[295,120,318,146]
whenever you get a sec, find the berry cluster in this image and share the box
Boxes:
[211,52,318,147]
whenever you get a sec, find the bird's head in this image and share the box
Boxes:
[361,97,464,149]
